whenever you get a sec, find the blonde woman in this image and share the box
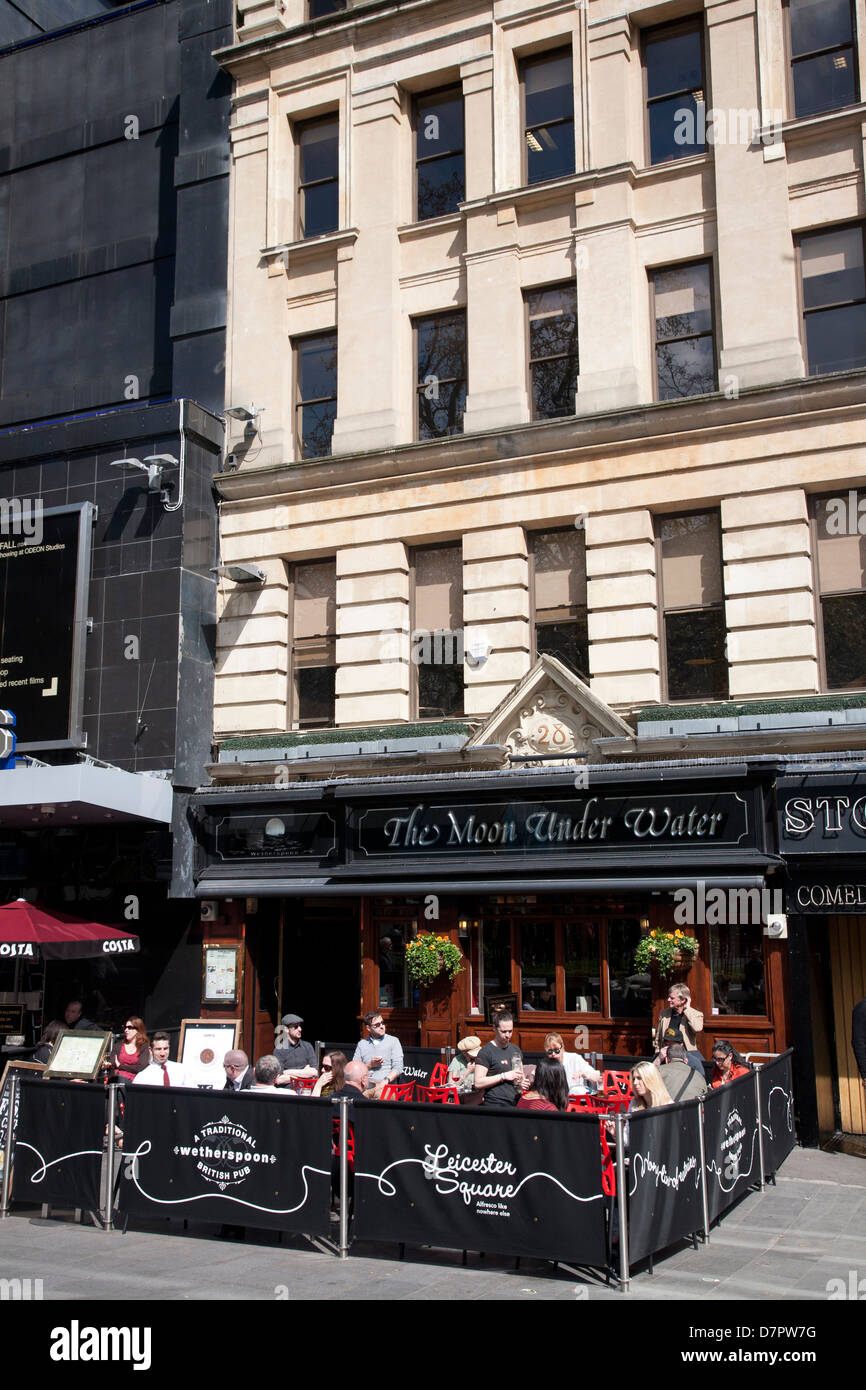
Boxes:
[544,1033,601,1095]
[630,1061,673,1110]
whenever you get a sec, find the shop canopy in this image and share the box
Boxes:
[0,899,140,961]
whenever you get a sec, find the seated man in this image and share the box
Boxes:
[223,1050,254,1092]
[132,1032,185,1086]
[353,1013,403,1094]
[249,1054,296,1093]
[331,1059,370,1101]
[274,1013,317,1086]
[658,1041,707,1103]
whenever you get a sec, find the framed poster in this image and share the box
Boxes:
[43,1030,110,1081]
[178,1019,241,1089]
[0,1059,44,1186]
[201,944,241,1006]
[483,992,518,1026]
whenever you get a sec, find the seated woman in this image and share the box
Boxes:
[104,1018,151,1082]
[710,1039,751,1089]
[544,1032,601,1094]
[311,1050,347,1098]
[31,1020,63,1066]
[630,1060,674,1111]
[653,983,704,1073]
[447,1035,481,1094]
[517,1056,569,1112]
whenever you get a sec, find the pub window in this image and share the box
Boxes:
[291,559,336,729]
[530,528,589,681]
[468,912,648,1019]
[294,331,337,459]
[652,260,716,400]
[658,512,728,702]
[798,224,866,377]
[415,87,465,221]
[811,492,866,690]
[788,0,857,119]
[297,115,339,239]
[373,900,418,1011]
[412,543,464,718]
[415,311,466,440]
[521,48,575,186]
[526,284,578,420]
[644,18,707,166]
[709,922,766,1016]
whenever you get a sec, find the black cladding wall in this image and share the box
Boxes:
[0,0,231,424]
[0,400,221,782]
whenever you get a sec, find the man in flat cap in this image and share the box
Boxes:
[274,1012,317,1086]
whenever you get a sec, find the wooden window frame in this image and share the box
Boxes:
[809,489,866,692]
[642,15,710,169]
[795,221,866,377]
[293,329,337,461]
[295,113,339,242]
[409,540,465,721]
[528,525,588,675]
[784,0,859,121]
[519,46,575,188]
[524,282,579,421]
[412,85,465,224]
[649,256,719,402]
[655,508,728,705]
[413,309,467,442]
[288,558,337,731]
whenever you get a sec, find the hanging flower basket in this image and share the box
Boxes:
[405,933,464,987]
[633,929,699,979]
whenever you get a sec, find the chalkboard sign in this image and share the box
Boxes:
[0,1060,44,1186]
[0,1005,23,1036]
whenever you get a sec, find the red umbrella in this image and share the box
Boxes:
[0,899,140,961]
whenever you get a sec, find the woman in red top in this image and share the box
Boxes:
[105,1017,151,1082]
[517,1056,569,1112]
[710,1039,750,1089]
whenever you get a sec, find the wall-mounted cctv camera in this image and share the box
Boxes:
[465,633,492,667]
[210,563,267,584]
[200,900,218,922]
[764,913,788,939]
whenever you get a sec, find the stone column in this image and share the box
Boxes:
[461,206,530,432]
[335,542,410,725]
[586,510,660,707]
[722,490,818,698]
[214,560,289,734]
[463,527,530,716]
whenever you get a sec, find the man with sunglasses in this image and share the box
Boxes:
[353,1012,403,1094]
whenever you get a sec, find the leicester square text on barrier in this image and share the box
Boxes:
[13,1078,104,1212]
[351,1099,608,1266]
[118,1086,334,1235]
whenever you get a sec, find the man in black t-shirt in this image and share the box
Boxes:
[474,1012,524,1107]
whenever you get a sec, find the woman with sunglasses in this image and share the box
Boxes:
[311,1050,347,1098]
[544,1032,602,1095]
[104,1018,151,1082]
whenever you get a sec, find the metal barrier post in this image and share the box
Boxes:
[338,1096,350,1260]
[102,1081,119,1232]
[697,1099,711,1242]
[754,1066,766,1191]
[0,1072,19,1219]
[614,1111,629,1293]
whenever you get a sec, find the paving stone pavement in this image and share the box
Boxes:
[0,1145,863,1304]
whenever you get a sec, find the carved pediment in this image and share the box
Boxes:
[467,654,634,765]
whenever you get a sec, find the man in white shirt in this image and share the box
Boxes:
[249,1055,297,1093]
[223,1050,254,1092]
[132,1032,186,1087]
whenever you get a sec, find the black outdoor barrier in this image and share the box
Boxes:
[118,1087,333,1235]
[13,1079,104,1212]
[703,1069,759,1223]
[352,1099,608,1266]
[758,1049,795,1178]
[398,1047,446,1087]
[626,1099,703,1264]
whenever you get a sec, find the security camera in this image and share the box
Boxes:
[210,563,267,584]
[764,913,788,939]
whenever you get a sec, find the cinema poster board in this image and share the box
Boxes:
[178,1019,240,1089]
[0,1059,43,1185]
[43,1030,110,1081]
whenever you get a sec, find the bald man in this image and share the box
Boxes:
[223,1049,254,1092]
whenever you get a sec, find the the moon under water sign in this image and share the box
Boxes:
[173,1117,278,1192]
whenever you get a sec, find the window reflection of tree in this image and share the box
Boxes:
[417,314,466,438]
[656,313,715,398]
[417,167,464,220]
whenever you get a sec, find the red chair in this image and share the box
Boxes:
[331,1116,355,1172]
[289,1076,317,1094]
[599,1121,616,1197]
[566,1095,595,1113]
[428,1063,449,1087]
[602,1094,630,1114]
[602,1069,632,1098]
[380,1081,414,1101]
[417,1085,460,1105]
